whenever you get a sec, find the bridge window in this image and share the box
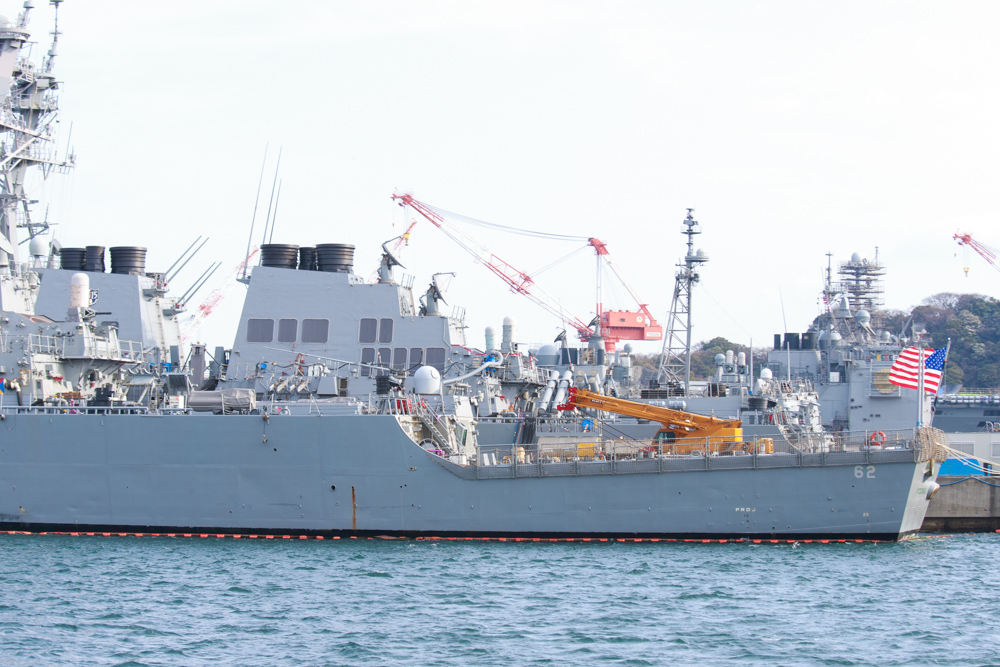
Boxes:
[393,347,407,370]
[378,318,394,344]
[246,318,273,343]
[410,347,423,367]
[426,347,446,373]
[360,348,375,377]
[359,318,377,343]
[302,319,329,343]
[377,348,392,377]
[277,319,297,343]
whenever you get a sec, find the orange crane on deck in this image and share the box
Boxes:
[557,386,772,455]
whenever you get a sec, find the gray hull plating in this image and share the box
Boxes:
[0,413,932,539]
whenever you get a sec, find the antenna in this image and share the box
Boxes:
[779,286,790,382]
[62,121,73,167]
[267,180,282,244]
[241,143,269,281]
[164,236,208,284]
[45,0,62,74]
[260,147,282,246]
[178,262,221,306]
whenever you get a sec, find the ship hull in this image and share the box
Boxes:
[0,413,933,540]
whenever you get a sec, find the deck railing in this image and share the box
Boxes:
[472,429,922,479]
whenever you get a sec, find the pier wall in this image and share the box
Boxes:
[922,476,1000,532]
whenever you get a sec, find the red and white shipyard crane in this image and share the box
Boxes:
[392,193,662,351]
[954,232,1000,276]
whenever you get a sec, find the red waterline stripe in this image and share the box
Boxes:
[1,532,906,544]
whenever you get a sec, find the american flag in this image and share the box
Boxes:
[889,347,947,393]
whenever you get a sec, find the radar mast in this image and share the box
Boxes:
[656,209,708,396]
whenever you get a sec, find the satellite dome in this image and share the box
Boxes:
[0,15,9,27]
[817,330,827,341]
[829,331,843,343]
[623,343,633,354]
[28,236,48,257]
[850,252,862,263]
[535,344,559,366]
[413,366,441,394]
[856,309,871,324]
[714,353,726,365]
[880,331,891,342]
[760,368,773,380]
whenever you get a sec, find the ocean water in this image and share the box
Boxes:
[0,533,997,666]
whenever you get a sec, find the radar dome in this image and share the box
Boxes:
[880,331,891,342]
[856,310,871,325]
[69,273,90,308]
[850,252,862,263]
[623,343,633,354]
[28,236,48,257]
[535,344,559,366]
[413,366,441,395]
[714,353,726,365]
[760,368,773,380]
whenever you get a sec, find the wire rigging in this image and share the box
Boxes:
[423,203,590,242]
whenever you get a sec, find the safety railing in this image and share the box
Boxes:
[0,405,152,415]
[472,429,921,479]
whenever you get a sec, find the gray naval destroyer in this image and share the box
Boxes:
[0,2,944,540]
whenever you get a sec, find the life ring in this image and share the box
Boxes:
[869,431,886,446]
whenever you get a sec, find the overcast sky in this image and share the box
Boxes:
[18,1,1000,354]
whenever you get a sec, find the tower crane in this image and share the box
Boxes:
[392,193,661,351]
[954,232,1000,276]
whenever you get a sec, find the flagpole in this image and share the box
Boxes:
[917,346,924,429]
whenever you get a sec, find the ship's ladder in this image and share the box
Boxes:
[411,397,456,452]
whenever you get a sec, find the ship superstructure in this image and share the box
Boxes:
[766,251,932,432]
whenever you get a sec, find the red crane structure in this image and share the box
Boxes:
[180,248,260,344]
[392,193,661,351]
[954,232,1000,276]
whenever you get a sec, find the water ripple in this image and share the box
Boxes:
[0,534,996,665]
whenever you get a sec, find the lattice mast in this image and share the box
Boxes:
[833,249,885,331]
[656,209,707,395]
[836,250,885,311]
[0,0,76,261]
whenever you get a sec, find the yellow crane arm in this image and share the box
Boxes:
[558,386,741,438]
